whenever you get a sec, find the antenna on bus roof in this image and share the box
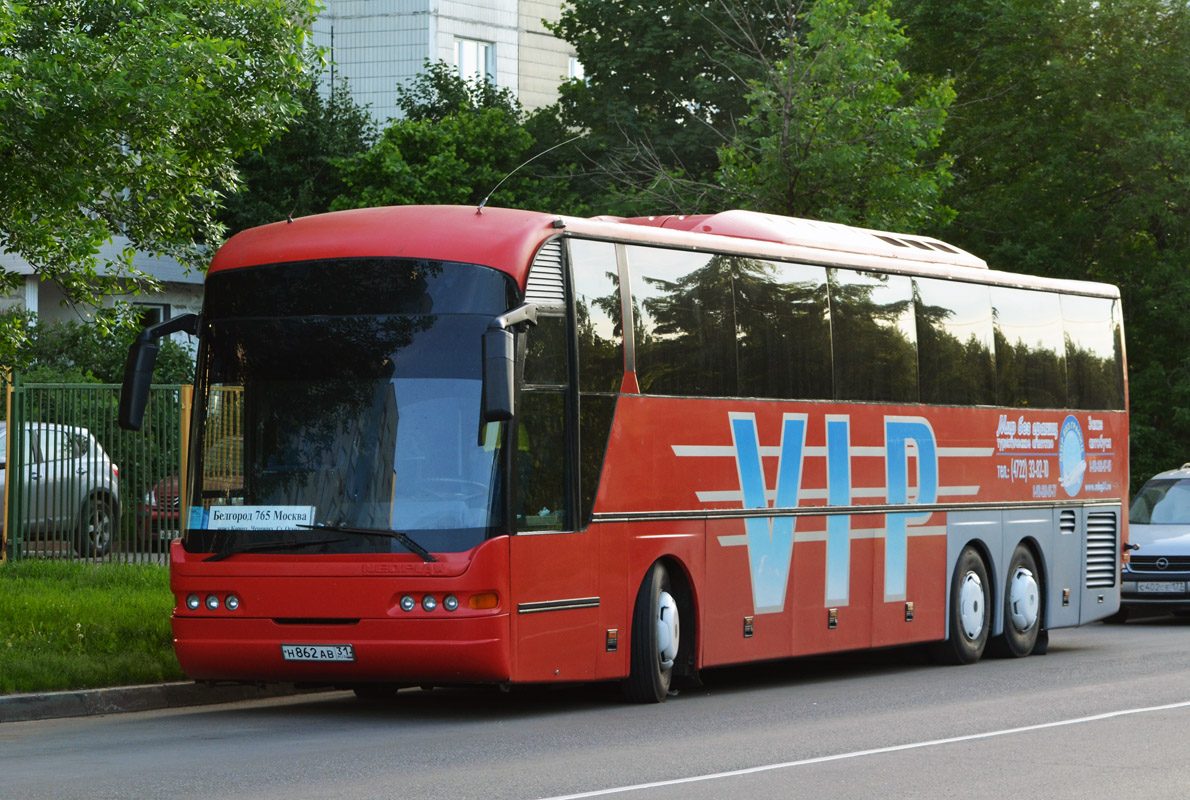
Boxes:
[476,135,583,214]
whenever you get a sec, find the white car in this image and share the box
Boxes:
[0,423,121,557]
[1120,464,1190,619]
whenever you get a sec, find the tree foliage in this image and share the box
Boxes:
[716,0,955,229]
[332,62,592,214]
[0,309,194,385]
[0,0,317,307]
[551,0,953,225]
[549,0,773,212]
[219,76,377,236]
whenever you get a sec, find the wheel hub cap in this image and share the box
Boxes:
[657,591,679,670]
[1009,567,1040,631]
[958,572,985,640]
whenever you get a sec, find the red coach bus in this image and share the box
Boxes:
[120,205,1127,702]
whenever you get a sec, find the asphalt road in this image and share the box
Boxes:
[3,616,1189,800]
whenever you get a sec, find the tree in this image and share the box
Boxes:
[550,0,954,225]
[0,309,194,385]
[332,62,594,215]
[896,0,1190,485]
[549,0,777,213]
[0,0,318,311]
[716,0,955,230]
[219,76,377,236]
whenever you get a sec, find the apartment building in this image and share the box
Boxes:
[311,0,579,122]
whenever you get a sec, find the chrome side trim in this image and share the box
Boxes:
[616,242,635,375]
[591,499,1122,524]
[517,597,601,615]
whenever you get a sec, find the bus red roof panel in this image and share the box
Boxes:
[208,206,561,284]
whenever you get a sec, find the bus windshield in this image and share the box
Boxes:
[184,258,517,556]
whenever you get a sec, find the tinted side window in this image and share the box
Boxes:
[829,270,918,402]
[629,246,735,396]
[914,278,995,405]
[991,287,1066,408]
[569,240,623,393]
[519,314,569,532]
[567,239,621,527]
[1063,294,1125,410]
[736,259,832,400]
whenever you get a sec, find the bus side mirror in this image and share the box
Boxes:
[482,327,516,422]
[119,313,201,431]
[481,303,538,423]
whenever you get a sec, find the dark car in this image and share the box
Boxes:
[136,474,181,549]
[1119,464,1190,619]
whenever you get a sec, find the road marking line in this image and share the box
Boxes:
[538,699,1190,800]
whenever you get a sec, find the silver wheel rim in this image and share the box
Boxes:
[1009,567,1040,632]
[958,571,985,641]
[87,506,111,552]
[656,591,679,670]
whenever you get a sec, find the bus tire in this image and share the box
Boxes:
[623,562,677,703]
[931,546,990,665]
[993,544,1042,658]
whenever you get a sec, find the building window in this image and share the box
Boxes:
[455,39,493,84]
[568,57,585,82]
[134,303,170,328]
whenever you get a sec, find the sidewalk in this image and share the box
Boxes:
[0,681,322,724]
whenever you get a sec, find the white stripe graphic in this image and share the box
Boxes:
[672,445,994,459]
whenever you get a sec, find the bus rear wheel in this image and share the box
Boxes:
[931,546,990,665]
[623,562,679,703]
[993,544,1042,658]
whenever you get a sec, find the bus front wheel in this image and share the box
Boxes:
[623,562,678,703]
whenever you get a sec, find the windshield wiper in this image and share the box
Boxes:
[298,522,439,562]
[204,536,348,562]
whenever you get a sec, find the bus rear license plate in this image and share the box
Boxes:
[280,644,355,662]
[1137,582,1187,594]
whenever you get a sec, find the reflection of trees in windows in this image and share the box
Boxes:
[993,326,1065,408]
[1066,334,1125,410]
[914,283,995,406]
[829,270,917,403]
[575,269,623,393]
[634,255,831,399]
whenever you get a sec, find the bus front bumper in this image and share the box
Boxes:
[172,615,512,685]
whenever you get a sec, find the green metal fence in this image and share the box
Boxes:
[2,375,188,563]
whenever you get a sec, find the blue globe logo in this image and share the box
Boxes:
[1058,415,1085,497]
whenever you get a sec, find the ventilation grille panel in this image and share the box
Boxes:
[1086,510,1118,588]
[525,239,566,309]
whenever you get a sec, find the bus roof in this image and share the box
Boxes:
[208,205,1118,298]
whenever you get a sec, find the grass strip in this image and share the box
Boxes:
[0,559,184,694]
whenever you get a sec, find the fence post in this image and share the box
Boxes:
[180,385,193,539]
[2,370,8,563]
[6,374,24,561]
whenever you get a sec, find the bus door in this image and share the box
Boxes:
[508,291,601,682]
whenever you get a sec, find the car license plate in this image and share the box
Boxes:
[280,644,355,662]
[1137,581,1187,594]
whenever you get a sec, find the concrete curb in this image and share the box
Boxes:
[0,682,322,724]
